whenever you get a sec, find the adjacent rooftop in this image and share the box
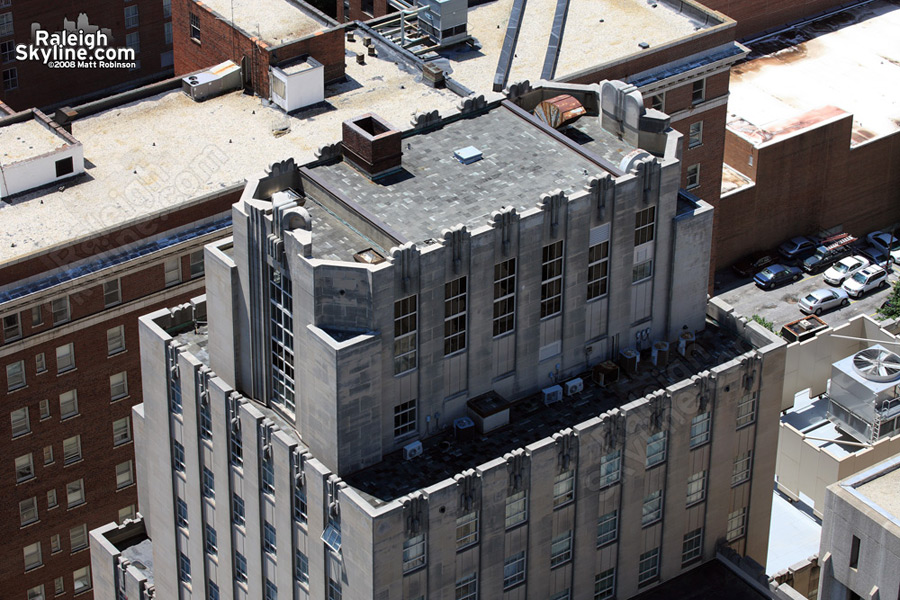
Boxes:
[199,0,324,45]
[853,460,900,523]
[728,0,900,144]
[0,117,72,165]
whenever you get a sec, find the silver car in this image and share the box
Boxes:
[799,288,850,315]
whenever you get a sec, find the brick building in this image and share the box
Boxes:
[701,0,861,39]
[0,0,174,111]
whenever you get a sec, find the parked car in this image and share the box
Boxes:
[801,244,853,273]
[732,250,778,277]
[842,265,889,298]
[754,264,803,290]
[823,255,870,286]
[799,288,850,315]
[866,231,900,264]
[778,236,818,262]
[858,245,891,267]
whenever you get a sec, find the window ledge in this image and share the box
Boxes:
[57,367,77,377]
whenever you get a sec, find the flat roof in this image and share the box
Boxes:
[0,118,71,165]
[767,490,821,574]
[728,0,900,144]
[200,0,323,45]
[721,163,753,195]
[442,0,716,92]
[345,324,751,504]
[0,39,461,264]
[308,104,614,245]
[727,106,850,147]
[630,559,770,600]
[856,465,900,522]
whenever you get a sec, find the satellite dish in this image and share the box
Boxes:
[852,347,900,383]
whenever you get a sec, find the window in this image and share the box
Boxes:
[190,250,204,278]
[47,489,57,508]
[646,431,667,467]
[737,392,757,428]
[179,552,191,583]
[638,548,660,585]
[6,360,25,390]
[230,428,243,467]
[493,259,516,336]
[393,399,416,440]
[265,580,277,600]
[116,461,134,488]
[650,93,664,111]
[31,306,43,327]
[262,457,275,494]
[119,505,136,522]
[43,445,53,465]
[402,533,425,572]
[39,399,50,419]
[60,390,78,419]
[232,493,245,526]
[163,0,172,18]
[63,435,82,464]
[634,206,656,246]
[189,13,201,42]
[24,542,42,571]
[456,511,478,549]
[686,164,700,189]
[199,401,212,439]
[689,121,703,148]
[16,453,34,482]
[390,295,419,374]
[599,448,621,487]
[208,581,220,600]
[19,496,38,525]
[692,78,705,103]
[103,279,121,306]
[202,467,215,498]
[164,257,181,286]
[110,371,128,401]
[505,490,527,528]
[51,297,70,324]
[54,577,64,595]
[690,412,711,447]
[170,372,182,415]
[328,579,342,600]
[73,566,91,593]
[51,533,61,553]
[55,343,75,373]
[0,39,13,62]
[849,535,860,569]
[633,259,653,283]
[732,450,753,486]
[234,551,247,583]
[70,523,88,551]
[107,325,125,355]
[553,470,575,507]
[550,591,570,600]
[35,353,46,373]
[176,498,188,528]
[113,416,132,445]
[444,277,467,355]
[322,521,342,553]
[596,509,618,547]
[295,549,309,584]
[642,490,663,526]
[173,440,185,472]
[1,66,15,90]
[455,572,477,600]
[269,267,295,412]
[550,530,573,567]
[3,313,21,341]
[595,568,616,600]
[541,241,564,318]
[727,507,747,541]
[55,156,74,177]
[686,470,706,505]
[587,240,610,300]
[66,479,85,507]
[124,5,139,28]
[682,527,703,566]
[164,20,173,45]
[294,482,308,524]
[264,522,277,554]
[11,406,29,437]
[503,551,526,589]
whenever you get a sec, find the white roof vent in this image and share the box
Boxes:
[853,347,900,383]
[454,146,482,164]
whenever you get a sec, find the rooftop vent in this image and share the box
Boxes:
[341,113,402,179]
[853,347,900,383]
[453,146,482,164]
[533,94,586,129]
[353,248,386,264]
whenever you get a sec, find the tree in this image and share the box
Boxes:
[876,280,900,320]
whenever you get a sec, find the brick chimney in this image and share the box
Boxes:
[341,113,402,179]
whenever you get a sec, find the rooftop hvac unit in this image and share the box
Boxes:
[827,345,900,443]
[620,347,639,374]
[181,60,241,102]
[403,440,423,460]
[564,378,584,396]
[652,341,669,367]
[542,385,563,406]
[454,416,476,441]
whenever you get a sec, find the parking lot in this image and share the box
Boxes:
[714,263,897,331]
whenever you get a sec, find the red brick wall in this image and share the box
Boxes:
[0,0,172,111]
[701,0,849,39]
[723,127,758,180]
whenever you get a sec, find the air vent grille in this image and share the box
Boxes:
[852,347,900,383]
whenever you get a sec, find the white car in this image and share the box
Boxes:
[842,265,889,298]
[823,255,869,286]
[866,231,900,264]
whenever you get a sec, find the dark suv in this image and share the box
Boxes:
[801,244,852,273]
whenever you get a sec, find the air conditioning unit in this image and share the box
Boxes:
[620,347,639,374]
[564,378,584,396]
[542,385,563,405]
[181,60,241,102]
[403,440,423,460]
